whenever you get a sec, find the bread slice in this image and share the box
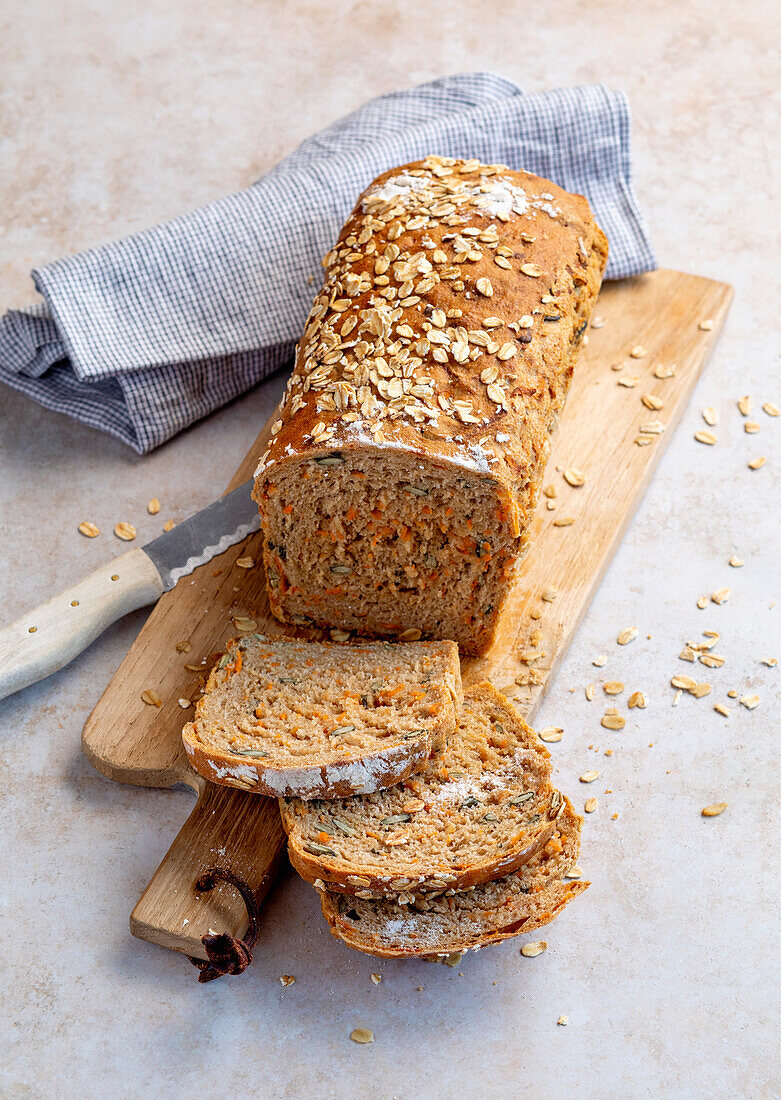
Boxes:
[182,635,462,799]
[319,796,587,958]
[280,681,559,895]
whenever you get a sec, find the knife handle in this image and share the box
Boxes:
[0,548,163,702]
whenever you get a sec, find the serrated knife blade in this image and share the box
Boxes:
[143,479,260,590]
[0,479,261,701]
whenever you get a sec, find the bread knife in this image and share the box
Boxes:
[0,479,260,702]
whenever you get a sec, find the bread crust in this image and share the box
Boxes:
[254,156,608,654]
[182,637,462,799]
[320,879,589,959]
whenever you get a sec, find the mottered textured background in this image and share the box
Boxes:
[0,2,778,1098]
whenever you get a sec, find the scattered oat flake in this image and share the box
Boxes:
[627,691,647,709]
[602,712,629,730]
[584,797,598,813]
[177,698,191,709]
[163,519,176,531]
[541,587,558,602]
[330,628,351,642]
[700,654,725,668]
[563,468,585,487]
[521,940,548,957]
[701,802,727,817]
[618,376,639,388]
[539,727,564,743]
[691,683,711,698]
[579,770,599,783]
[603,681,624,695]
[78,521,100,538]
[233,617,258,632]
[350,1028,374,1044]
[679,646,697,662]
[565,866,583,879]
[738,395,752,416]
[585,684,595,701]
[713,703,730,717]
[697,596,709,609]
[370,973,381,985]
[552,516,575,527]
[671,675,697,690]
[398,628,422,641]
[617,627,638,646]
[702,407,718,426]
[640,422,665,435]
[762,401,779,417]
[672,690,682,706]
[141,689,162,707]
[762,657,777,667]
[694,430,717,445]
[642,394,664,410]
[593,654,608,667]
[114,522,137,541]
[744,421,760,434]
[236,556,255,569]
[698,319,714,331]
[711,587,730,605]
[630,345,647,358]
[727,690,738,699]
[590,316,606,329]
[747,456,766,469]
[739,694,760,710]
[279,975,295,986]
[175,640,192,653]
[557,1016,569,1026]
[147,498,161,515]
[654,364,676,379]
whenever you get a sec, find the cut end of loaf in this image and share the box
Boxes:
[182,635,462,799]
[256,449,520,655]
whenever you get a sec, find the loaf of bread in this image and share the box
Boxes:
[253,155,607,654]
[182,635,462,798]
[319,796,587,957]
[279,681,560,895]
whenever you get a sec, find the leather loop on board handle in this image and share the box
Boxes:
[130,783,286,959]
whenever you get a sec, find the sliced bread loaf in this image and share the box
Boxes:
[280,681,559,894]
[182,635,462,799]
[253,156,608,654]
[319,796,587,957]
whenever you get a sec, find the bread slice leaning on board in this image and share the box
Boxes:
[182,636,462,798]
[319,796,587,958]
[253,154,608,655]
[279,681,561,896]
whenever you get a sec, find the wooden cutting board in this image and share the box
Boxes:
[82,268,732,960]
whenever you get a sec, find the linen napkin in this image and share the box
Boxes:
[0,73,655,453]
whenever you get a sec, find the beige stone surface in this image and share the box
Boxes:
[0,2,779,1097]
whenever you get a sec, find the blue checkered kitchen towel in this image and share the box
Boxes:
[0,73,655,453]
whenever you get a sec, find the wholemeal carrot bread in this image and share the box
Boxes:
[279,681,560,895]
[182,635,462,798]
[253,155,608,654]
[319,797,587,958]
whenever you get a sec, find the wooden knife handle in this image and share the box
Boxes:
[0,547,163,702]
[130,782,287,959]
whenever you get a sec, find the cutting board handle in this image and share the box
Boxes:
[130,782,287,961]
